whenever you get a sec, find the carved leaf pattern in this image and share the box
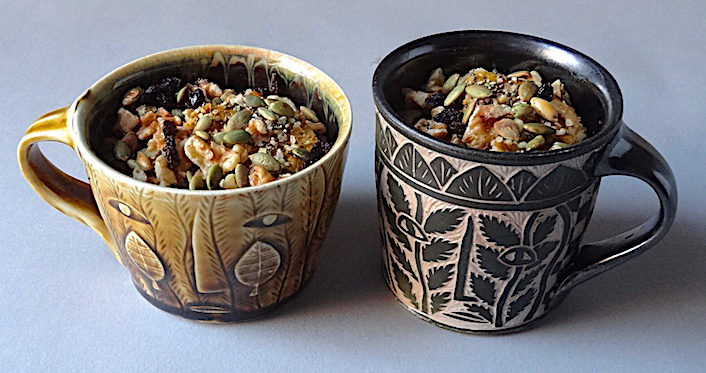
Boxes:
[392,261,418,309]
[470,273,496,305]
[393,143,439,188]
[423,208,465,234]
[533,215,557,245]
[476,245,509,280]
[430,292,451,314]
[429,157,458,186]
[234,241,281,296]
[507,170,538,200]
[386,174,410,215]
[506,288,536,322]
[427,264,454,290]
[479,215,521,248]
[525,165,587,201]
[465,304,493,323]
[423,238,456,262]
[446,167,513,201]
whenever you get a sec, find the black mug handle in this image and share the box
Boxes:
[552,123,678,301]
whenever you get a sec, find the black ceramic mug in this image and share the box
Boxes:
[372,31,677,333]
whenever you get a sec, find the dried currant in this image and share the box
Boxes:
[142,77,182,107]
[305,138,333,167]
[161,120,180,169]
[425,92,446,108]
[433,107,465,136]
[185,87,206,109]
[536,82,554,101]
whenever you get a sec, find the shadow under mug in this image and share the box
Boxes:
[372,31,677,333]
[18,46,352,322]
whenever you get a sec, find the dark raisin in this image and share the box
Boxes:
[268,71,284,96]
[305,138,333,167]
[446,121,467,136]
[185,87,206,109]
[537,82,554,101]
[161,120,180,169]
[425,93,446,108]
[142,77,182,107]
[433,107,463,125]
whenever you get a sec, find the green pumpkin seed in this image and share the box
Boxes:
[243,94,265,108]
[219,174,238,189]
[523,122,556,135]
[212,97,222,105]
[194,114,213,131]
[511,103,534,120]
[292,147,314,161]
[226,110,251,131]
[171,109,183,118]
[444,84,465,106]
[518,80,538,101]
[212,131,226,144]
[249,152,281,172]
[299,106,318,122]
[525,135,546,151]
[269,100,295,117]
[465,84,491,98]
[235,164,249,188]
[462,98,477,124]
[442,73,460,94]
[189,169,205,190]
[223,130,251,146]
[194,130,210,140]
[113,140,131,161]
[176,86,188,104]
[550,142,570,150]
[257,107,278,121]
[206,164,223,190]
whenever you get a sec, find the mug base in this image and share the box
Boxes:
[132,278,309,323]
[393,290,571,335]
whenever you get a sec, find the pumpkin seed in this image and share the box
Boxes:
[523,122,556,135]
[462,98,477,124]
[223,130,251,146]
[442,73,460,94]
[465,84,492,98]
[235,164,249,188]
[219,174,238,189]
[212,131,226,144]
[206,164,223,190]
[226,110,251,131]
[444,84,465,106]
[194,130,210,140]
[493,118,521,140]
[189,169,205,190]
[299,106,318,122]
[518,80,538,101]
[212,97,222,105]
[176,86,188,104]
[550,142,570,150]
[113,140,131,161]
[243,94,265,108]
[530,97,558,121]
[257,107,278,121]
[269,100,295,117]
[171,109,183,118]
[525,135,546,151]
[249,152,281,172]
[194,114,213,131]
[292,147,314,161]
[511,103,534,120]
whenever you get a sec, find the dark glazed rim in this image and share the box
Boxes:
[372,30,624,165]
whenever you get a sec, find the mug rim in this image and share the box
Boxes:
[372,30,623,166]
[70,45,352,195]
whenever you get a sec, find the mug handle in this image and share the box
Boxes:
[552,123,677,300]
[17,107,122,264]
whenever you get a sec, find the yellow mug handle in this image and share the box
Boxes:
[17,107,123,264]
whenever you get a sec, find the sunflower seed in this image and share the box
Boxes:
[465,84,491,98]
[243,94,265,108]
[194,114,213,131]
[206,164,223,190]
[518,80,538,101]
[523,122,556,135]
[299,106,318,122]
[525,135,546,150]
[444,84,465,106]
[235,164,249,188]
[442,73,460,94]
[223,130,251,146]
[257,107,278,121]
[226,110,251,131]
[249,152,281,172]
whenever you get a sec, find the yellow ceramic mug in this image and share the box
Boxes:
[17,46,351,321]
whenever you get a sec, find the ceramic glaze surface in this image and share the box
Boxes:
[376,113,599,331]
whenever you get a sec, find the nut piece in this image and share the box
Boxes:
[248,165,275,186]
[122,87,143,106]
[493,118,521,140]
[117,108,140,132]
[530,97,558,121]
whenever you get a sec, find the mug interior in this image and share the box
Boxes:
[373,31,623,165]
[72,45,351,191]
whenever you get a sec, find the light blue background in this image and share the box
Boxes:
[1,1,704,371]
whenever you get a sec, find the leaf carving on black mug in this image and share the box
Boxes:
[479,215,520,248]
